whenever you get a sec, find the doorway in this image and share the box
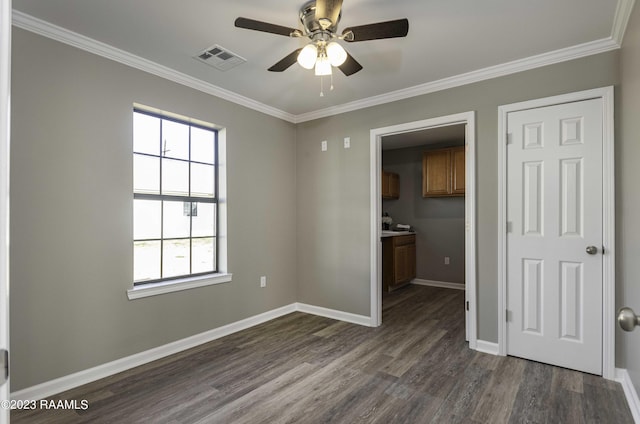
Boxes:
[369,112,477,349]
[497,87,615,378]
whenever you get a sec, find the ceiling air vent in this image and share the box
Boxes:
[194,44,246,71]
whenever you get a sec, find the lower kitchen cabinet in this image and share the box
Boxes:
[382,234,416,292]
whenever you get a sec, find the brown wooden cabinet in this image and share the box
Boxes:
[451,147,466,195]
[382,234,416,291]
[381,171,400,199]
[422,146,465,197]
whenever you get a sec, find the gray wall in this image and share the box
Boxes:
[618,3,640,394]
[296,51,620,341]
[382,144,465,283]
[10,28,297,391]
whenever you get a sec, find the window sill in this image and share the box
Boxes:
[127,273,232,300]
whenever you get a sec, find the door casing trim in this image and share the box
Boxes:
[497,86,615,379]
[369,111,477,349]
[0,0,10,419]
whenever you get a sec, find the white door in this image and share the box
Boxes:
[0,0,11,421]
[506,98,603,374]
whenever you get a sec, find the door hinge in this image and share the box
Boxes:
[0,349,7,384]
[506,309,512,322]
[507,133,513,145]
[466,301,470,311]
[506,221,513,233]
[602,246,606,255]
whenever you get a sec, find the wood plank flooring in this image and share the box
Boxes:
[12,285,634,423]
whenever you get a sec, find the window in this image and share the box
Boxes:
[133,109,219,285]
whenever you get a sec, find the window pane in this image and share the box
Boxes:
[133,109,219,285]
[134,199,161,239]
[162,120,189,160]
[163,201,190,239]
[162,158,189,196]
[133,112,160,155]
[191,127,215,164]
[134,240,161,282]
[192,203,215,237]
[192,237,215,274]
[191,163,215,198]
[134,154,160,194]
[163,239,190,278]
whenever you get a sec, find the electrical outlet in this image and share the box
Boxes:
[344,137,351,149]
[260,276,266,288]
[321,140,327,151]
[444,257,450,265]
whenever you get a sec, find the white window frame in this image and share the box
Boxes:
[128,106,230,300]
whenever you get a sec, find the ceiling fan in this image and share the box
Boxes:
[234,0,409,77]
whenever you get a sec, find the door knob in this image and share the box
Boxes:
[618,307,640,332]
[586,246,598,255]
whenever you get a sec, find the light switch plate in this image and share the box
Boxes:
[344,137,351,149]
[321,140,327,151]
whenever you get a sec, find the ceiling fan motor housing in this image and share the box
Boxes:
[299,1,341,35]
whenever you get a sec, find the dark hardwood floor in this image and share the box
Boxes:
[12,285,634,423]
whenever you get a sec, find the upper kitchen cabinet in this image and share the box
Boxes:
[382,170,400,199]
[422,146,465,197]
[451,147,466,195]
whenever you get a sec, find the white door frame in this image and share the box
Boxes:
[0,0,11,419]
[497,86,615,379]
[369,111,477,349]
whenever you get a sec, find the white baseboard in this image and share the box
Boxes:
[615,368,640,423]
[295,303,373,327]
[475,340,500,355]
[412,279,465,291]
[11,302,373,401]
[11,303,297,401]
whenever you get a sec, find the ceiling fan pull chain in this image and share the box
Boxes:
[330,72,334,91]
[320,76,324,97]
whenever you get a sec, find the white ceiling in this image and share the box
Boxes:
[382,124,465,151]
[12,0,627,119]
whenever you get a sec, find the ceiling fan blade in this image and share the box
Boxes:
[342,18,409,42]
[235,17,299,37]
[268,49,303,72]
[338,52,363,76]
[315,0,343,27]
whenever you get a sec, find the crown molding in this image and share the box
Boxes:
[12,2,633,125]
[612,0,637,45]
[295,0,633,123]
[293,36,620,123]
[11,10,297,124]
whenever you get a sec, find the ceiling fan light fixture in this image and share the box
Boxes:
[235,1,409,77]
[297,44,318,69]
[314,55,332,76]
[326,41,347,67]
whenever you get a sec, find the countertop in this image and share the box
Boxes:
[381,230,415,238]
